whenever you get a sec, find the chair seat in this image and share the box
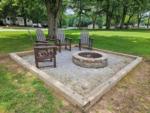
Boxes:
[37,58,53,62]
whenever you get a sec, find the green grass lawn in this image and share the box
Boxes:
[0,29,150,113]
[0,29,150,57]
[0,31,33,54]
[0,64,62,113]
[66,29,150,58]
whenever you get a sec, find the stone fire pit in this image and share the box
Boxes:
[72,51,108,68]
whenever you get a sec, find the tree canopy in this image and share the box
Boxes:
[0,0,150,37]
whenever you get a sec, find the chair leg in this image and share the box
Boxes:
[69,41,71,51]
[90,44,92,50]
[65,43,67,50]
[50,58,52,62]
[90,41,93,50]
[35,60,39,68]
[54,57,56,68]
[88,44,91,50]
[79,43,81,50]
[59,45,61,52]
[90,46,92,50]
[58,41,61,52]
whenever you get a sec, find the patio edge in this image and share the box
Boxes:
[9,52,87,109]
[9,48,143,112]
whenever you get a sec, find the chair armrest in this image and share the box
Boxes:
[77,37,81,43]
[65,38,72,44]
[36,40,48,43]
[47,39,60,45]
[66,37,72,40]
[34,43,52,46]
[47,39,55,41]
[34,45,57,49]
[65,37,72,41]
[89,38,94,42]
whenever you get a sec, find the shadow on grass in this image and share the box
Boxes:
[0,34,35,54]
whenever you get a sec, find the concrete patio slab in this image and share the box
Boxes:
[9,47,142,111]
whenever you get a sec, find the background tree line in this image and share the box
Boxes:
[0,0,150,38]
[0,0,150,28]
[0,0,46,26]
[69,0,150,29]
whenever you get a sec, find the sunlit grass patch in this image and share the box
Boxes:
[0,65,62,113]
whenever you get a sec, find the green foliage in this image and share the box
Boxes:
[0,0,18,21]
[0,0,150,29]
[67,15,76,27]
[67,0,150,29]
[0,0,46,24]
[144,17,149,25]
[27,0,47,23]
[124,15,137,24]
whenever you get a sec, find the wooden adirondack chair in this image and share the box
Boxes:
[36,28,48,43]
[55,30,72,52]
[79,31,93,50]
[34,45,57,68]
[34,29,58,68]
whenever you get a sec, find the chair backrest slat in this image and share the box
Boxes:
[36,29,46,41]
[56,30,65,43]
[80,31,89,44]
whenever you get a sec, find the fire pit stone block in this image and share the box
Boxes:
[72,51,108,68]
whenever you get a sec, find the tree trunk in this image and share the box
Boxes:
[78,0,82,29]
[59,19,62,28]
[137,14,142,28]
[21,1,27,26]
[23,16,27,26]
[36,19,39,26]
[106,0,110,29]
[92,16,97,29]
[126,14,134,29]
[78,13,82,29]
[114,15,120,28]
[45,0,62,39]
[47,10,58,39]
[147,14,150,29]
[59,11,63,28]
[106,15,111,29]
[120,6,127,29]
[93,21,95,29]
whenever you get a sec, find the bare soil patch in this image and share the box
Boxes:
[88,60,150,113]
